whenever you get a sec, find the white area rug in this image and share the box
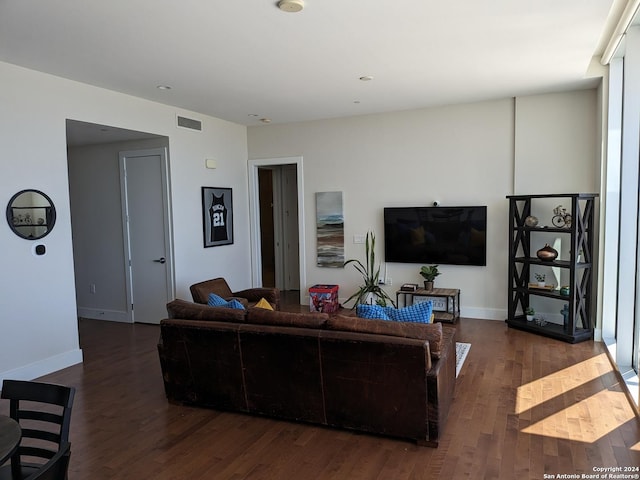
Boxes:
[456,342,471,378]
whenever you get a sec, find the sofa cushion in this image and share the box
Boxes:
[190,277,234,304]
[327,315,443,359]
[166,299,246,323]
[247,308,328,329]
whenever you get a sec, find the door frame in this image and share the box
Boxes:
[248,156,306,302]
[119,147,175,322]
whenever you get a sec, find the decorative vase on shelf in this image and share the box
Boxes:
[536,244,558,262]
[525,215,539,227]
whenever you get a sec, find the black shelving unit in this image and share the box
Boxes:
[8,205,54,239]
[506,193,598,343]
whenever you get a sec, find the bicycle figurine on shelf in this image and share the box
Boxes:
[552,205,572,228]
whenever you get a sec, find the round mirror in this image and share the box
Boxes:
[6,189,56,240]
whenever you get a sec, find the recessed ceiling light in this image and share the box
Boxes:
[353,100,361,104]
[248,114,260,117]
[156,85,172,90]
[260,118,272,124]
[278,0,304,13]
[359,75,374,81]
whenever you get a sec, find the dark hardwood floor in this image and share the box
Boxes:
[3,294,639,479]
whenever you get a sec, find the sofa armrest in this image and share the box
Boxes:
[425,325,456,445]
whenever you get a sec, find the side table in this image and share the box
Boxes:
[396,287,460,323]
[0,415,21,465]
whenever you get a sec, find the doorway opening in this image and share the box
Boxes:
[249,157,306,306]
[66,120,174,324]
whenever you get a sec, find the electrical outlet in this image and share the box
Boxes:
[386,277,392,286]
[90,284,96,294]
[353,234,365,244]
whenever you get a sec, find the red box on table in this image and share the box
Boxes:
[309,284,339,313]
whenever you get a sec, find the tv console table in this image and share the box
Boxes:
[396,287,460,324]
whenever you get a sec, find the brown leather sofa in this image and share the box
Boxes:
[157,299,456,446]
[190,277,280,310]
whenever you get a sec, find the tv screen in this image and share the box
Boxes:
[384,206,487,266]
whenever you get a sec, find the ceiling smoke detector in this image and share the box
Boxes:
[278,0,304,13]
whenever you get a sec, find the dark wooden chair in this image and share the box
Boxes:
[0,380,75,480]
[24,442,71,480]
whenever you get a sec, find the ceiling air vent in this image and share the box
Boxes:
[176,115,202,132]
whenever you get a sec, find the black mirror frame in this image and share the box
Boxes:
[6,189,57,240]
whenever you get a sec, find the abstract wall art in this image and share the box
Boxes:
[316,191,344,267]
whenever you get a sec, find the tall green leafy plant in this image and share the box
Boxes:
[343,232,396,307]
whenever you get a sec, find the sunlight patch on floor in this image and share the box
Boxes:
[515,353,612,415]
[521,389,635,443]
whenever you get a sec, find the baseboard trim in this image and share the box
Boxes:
[0,349,83,383]
[78,307,131,323]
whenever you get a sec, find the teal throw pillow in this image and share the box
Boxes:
[383,300,433,324]
[225,299,246,310]
[207,293,227,307]
[356,303,390,320]
[208,293,245,310]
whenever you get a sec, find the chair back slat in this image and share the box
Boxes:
[0,380,75,480]
[2,380,74,407]
[18,445,57,461]
[20,428,61,444]
[19,410,64,425]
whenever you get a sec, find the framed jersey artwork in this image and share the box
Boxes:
[202,187,233,247]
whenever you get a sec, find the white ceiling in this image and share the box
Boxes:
[0,0,626,127]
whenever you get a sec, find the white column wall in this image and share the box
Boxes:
[0,62,249,381]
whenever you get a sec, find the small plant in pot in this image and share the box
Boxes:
[343,231,396,308]
[419,265,440,291]
[525,307,535,322]
[534,273,546,287]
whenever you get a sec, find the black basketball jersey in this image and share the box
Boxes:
[209,193,228,242]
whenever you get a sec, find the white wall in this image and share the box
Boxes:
[0,57,600,381]
[248,91,599,320]
[514,90,600,326]
[0,61,249,381]
[515,90,598,193]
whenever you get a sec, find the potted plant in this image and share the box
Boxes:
[525,307,535,322]
[343,232,396,307]
[419,265,440,291]
[534,273,545,288]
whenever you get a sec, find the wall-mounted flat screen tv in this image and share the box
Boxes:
[384,206,487,266]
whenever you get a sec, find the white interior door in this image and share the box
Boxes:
[120,148,174,324]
